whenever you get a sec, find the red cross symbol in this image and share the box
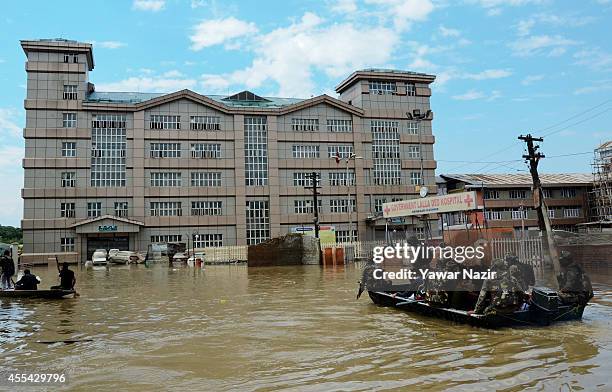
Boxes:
[464,193,474,206]
[384,206,391,214]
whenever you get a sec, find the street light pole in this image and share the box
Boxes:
[344,153,362,243]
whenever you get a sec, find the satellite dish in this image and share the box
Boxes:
[419,186,429,198]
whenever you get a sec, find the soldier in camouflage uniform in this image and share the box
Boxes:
[473,259,526,315]
[504,253,534,291]
[425,257,459,307]
[557,251,593,306]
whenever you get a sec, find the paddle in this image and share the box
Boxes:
[55,256,80,297]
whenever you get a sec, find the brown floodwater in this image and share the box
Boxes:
[1,263,611,392]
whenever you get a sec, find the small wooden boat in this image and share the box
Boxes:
[367,287,586,329]
[0,289,76,299]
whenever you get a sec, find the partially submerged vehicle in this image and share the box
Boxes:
[108,250,144,264]
[91,249,108,265]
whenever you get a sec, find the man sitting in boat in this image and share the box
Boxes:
[425,257,459,307]
[15,269,40,290]
[557,251,593,307]
[51,263,76,291]
[472,260,526,315]
[504,253,534,291]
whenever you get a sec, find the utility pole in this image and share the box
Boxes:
[519,134,561,279]
[305,172,321,238]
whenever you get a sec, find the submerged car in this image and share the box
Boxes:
[187,252,206,267]
[92,249,108,265]
[109,250,144,264]
[172,252,189,263]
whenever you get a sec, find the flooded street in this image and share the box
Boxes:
[1,264,611,391]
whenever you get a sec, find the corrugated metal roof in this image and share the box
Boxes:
[85,91,305,107]
[441,173,593,187]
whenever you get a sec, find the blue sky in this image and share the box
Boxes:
[1,0,612,226]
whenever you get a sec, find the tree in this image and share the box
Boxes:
[0,225,22,244]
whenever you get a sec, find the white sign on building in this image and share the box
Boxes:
[382,191,478,218]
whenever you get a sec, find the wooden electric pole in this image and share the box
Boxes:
[305,172,321,238]
[518,134,561,281]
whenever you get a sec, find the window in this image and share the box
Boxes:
[291,118,319,131]
[485,210,502,220]
[328,145,354,159]
[407,145,420,159]
[406,83,416,96]
[294,199,322,214]
[415,227,425,240]
[150,115,180,130]
[326,119,353,132]
[542,188,553,198]
[244,117,268,186]
[60,237,75,252]
[151,235,182,243]
[374,198,387,213]
[191,143,221,158]
[328,171,355,186]
[561,188,577,198]
[293,172,320,187]
[62,113,77,128]
[509,190,527,199]
[548,208,555,218]
[150,202,182,217]
[406,121,419,135]
[193,234,223,248]
[150,143,181,158]
[87,202,102,218]
[60,202,75,218]
[369,81,397,94]
[511,208,528,220]
[190,116,220,131]
[292,145,320,158]
[564,208,580,218]
[61,142,76,157]
[371,120,401,185]
[246,200,270,245]
[191,172,222,187]
[91,114,127,187]
[330,198,356,213]
[63,53,78,63]
[410,172,422,186]
[150,172,182,187]
[61,172,76,188]
[63,85,77,100]
[191,201,223,216]
[484,190,499,200]
[336,230,358,243]
[114,202,128,217]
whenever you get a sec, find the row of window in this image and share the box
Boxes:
[483,207,582,220]
[64,201,225,218]
[293,199,356,214]
[368,80,416,96]
[149,143,222,158]
[59,233,225,253]
[484,188,578,199]
[59,171,223,188]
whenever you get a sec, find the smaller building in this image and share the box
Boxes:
[439,173,593,234]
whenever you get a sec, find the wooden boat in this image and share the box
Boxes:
[0,289,76,299]
[367,288,586,329]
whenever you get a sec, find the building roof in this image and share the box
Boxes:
[440,173,593,188]
[335,68,436,93]
[20,38,94,70]
[86,90,305,108]
[69,215,144,228]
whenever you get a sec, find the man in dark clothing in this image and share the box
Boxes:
[1,250,15,290]
[557,251,593,306]
[51,263,76,290]
[15,269,40,290]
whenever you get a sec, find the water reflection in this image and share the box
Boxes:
[0,264,609,391]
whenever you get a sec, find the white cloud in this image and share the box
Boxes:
[365,0,435,31]
[191,0,206,8]
[0,108,21,138]
[132,0,165,11]
[197,12,401,97]
[574,79,612,95]
[439,25,460,37]
[331,0,358,13]
[515,13,595,37]
[96,73,197,93]
[521,74,544,85]
[463,69,512,80]
[0,144,24,226]
[509,34,577,57]
[190,17,258,50]
[574,48,612,72]
[97,41,127,49]
[452,89,486,100]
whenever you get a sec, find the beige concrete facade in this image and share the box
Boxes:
[20,39,438,263]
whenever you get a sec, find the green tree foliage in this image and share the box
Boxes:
[0,225,22,244]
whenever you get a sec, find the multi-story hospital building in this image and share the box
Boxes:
[20,39,437,263]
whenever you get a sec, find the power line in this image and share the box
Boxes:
[535,98,612,134]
